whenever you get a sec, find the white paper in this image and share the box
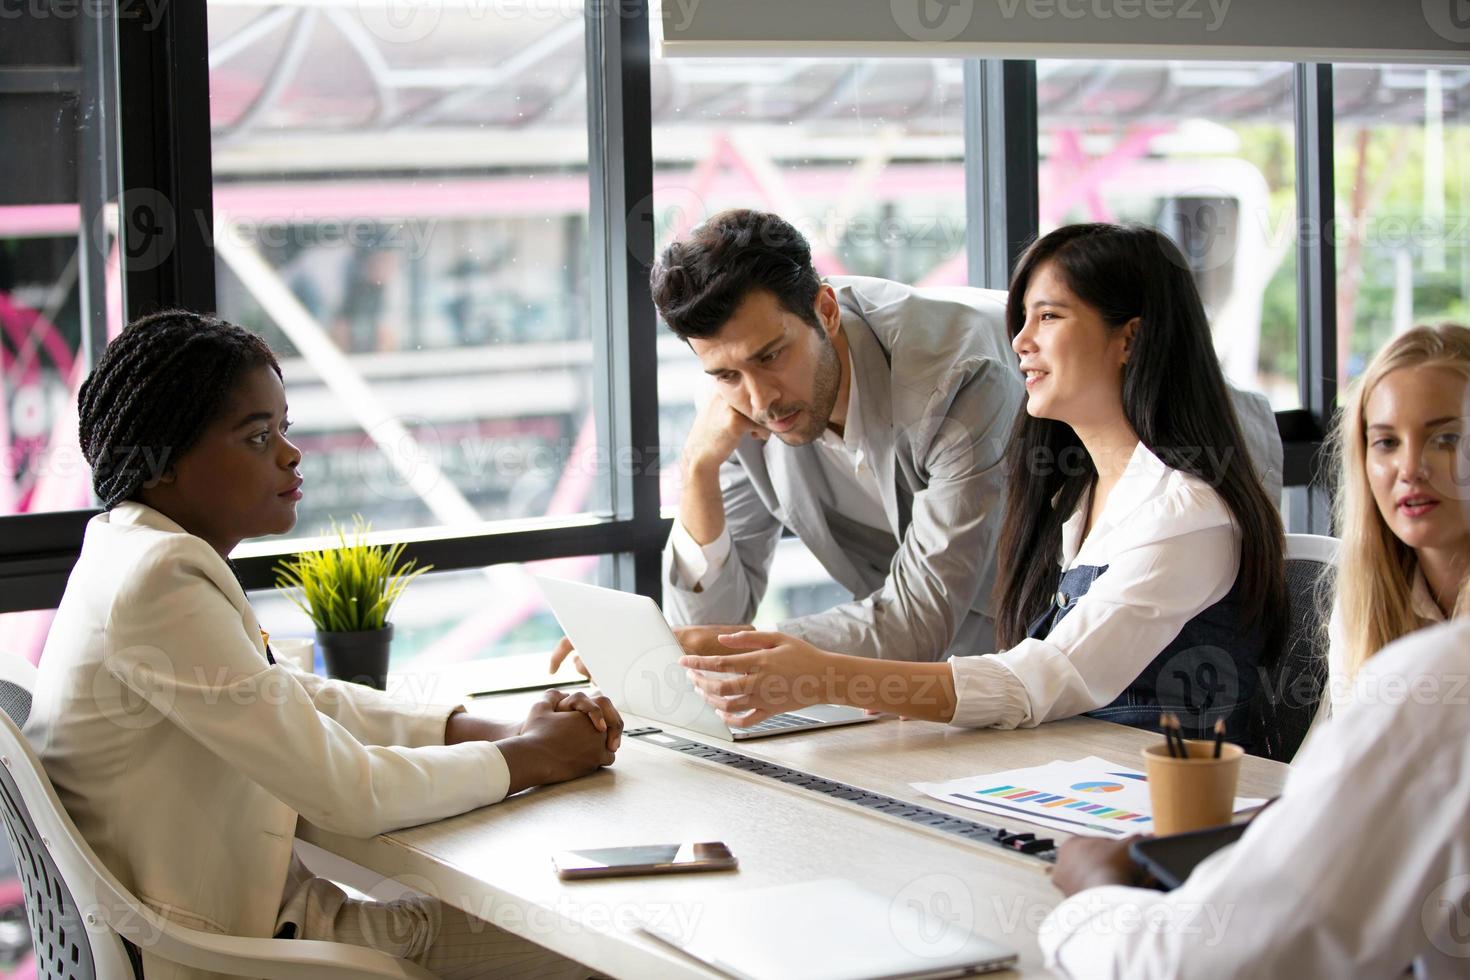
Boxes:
[913,756,1267,839]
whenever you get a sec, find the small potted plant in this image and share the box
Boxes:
[274,517,431,690]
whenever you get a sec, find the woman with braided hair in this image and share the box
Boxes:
[27,310,614,980]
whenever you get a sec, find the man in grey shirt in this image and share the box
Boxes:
[645,209,1024,663]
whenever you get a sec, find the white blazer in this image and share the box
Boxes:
[25,503,511,980]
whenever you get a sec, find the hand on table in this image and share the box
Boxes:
[1050,836,1153,897]
[497,689,623,795]
[678,629,835,727]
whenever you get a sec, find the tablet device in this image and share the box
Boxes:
[1129,822,1248,890]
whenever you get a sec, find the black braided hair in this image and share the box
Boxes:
[78,310,281,508]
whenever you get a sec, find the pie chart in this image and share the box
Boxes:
[1071,781,1125,793]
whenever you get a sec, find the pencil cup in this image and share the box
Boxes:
[1142,741,1243,836]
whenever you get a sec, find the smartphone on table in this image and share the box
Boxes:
[552,842,738,880]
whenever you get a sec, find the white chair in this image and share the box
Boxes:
[1247,534,1340,762]
[0,652,437,979]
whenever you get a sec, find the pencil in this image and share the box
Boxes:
[1167,713,1188,759]
[1160,713,1177,758]
[1213,718,1225,759]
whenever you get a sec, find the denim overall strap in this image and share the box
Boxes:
[1025,564,1110,641]
[1027,563,1263,752]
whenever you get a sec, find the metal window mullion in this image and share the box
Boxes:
[115,0,217,317]
[586,0,661,600]
[1292,63,1337,534]
[965,60,1039,292]
[78,6,118,369]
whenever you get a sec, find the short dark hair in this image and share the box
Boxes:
[78,310,281,508]
[650,209,823,341]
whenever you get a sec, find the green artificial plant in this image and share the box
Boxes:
[274,516,432,633]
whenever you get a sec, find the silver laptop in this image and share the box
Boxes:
[639,878,1017,979]
[535,576,878,742]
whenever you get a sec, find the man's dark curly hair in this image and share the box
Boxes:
[650,208,823,341]
[78,310,280,508]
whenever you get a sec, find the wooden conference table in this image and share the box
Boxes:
[298,661,1290,978]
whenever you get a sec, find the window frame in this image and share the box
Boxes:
[0,6,1350,615]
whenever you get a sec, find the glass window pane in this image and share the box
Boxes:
[0,607,54,666]
[208,2,605,543]
[248,554,618,686]
[753,537,849,626]
[649,52,967,607]
[650,55,969,511]
[1,23,121,519]
[1036,60,1300,410]
[1333,65,1469,387]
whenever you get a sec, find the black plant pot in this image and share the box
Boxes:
[316,624,393,690]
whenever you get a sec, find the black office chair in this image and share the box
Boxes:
[1247,534,1338,763]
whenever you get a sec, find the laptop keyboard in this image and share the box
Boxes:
[740,712,814,733]
[627,728,1058,863]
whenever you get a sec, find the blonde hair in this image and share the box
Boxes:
[1328,323,1470,680]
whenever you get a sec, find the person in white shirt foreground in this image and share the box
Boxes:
[27,310,619,980]
[1316,323,1470,723]
[678,223,1287,749]
[1042,617,1470,978]
[1043,333,1470,978]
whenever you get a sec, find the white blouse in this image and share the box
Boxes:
[1040,619,1470,979]
[949,442,1241,729]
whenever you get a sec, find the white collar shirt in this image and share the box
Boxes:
[1040,618,1470,980]
[950,443,1241,729]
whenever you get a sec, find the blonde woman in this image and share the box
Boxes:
[1321,323,1470,716]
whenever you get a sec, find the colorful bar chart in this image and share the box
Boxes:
[969,784,1152,824]
[913,756,1267,840]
